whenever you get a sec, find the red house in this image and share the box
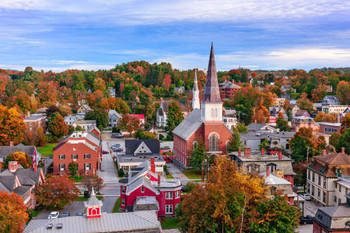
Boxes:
[53,131,101,175]
[219,80,241,99]
[173,44,232,168]
[119,158,181,217]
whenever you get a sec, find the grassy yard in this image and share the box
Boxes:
[70,175,85,183]
[161,217,180,229]
[38,143,56,157]
[166,173,174,179]
[113,198,121,213]
[183,170,202,179]
[76,195,103,201]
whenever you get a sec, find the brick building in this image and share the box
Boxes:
[172,44,232,167]
[23,115,46,135]
[0,161,45,209]
[307,148,350,206]
[119,158,181,217]
[53,131,101,175]
[316,122,341,134]
[219,80,241,99]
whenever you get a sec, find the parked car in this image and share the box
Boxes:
[113,147,123,152]
[48,212,59,219]
[102,150,109,154]
[299,215,313,224]
[111,144,121,149]
[116,152,126,156]
[114,133,124,138]
[75,212,84,216]
[61,212,70,218]
[299,193,312,201]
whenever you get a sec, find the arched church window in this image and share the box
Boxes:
[193,141,198,149]
[209,133,219,151]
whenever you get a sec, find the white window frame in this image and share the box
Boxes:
[84,154,91,159]
[71,154,78,160]
[59,154,65,160]
[165,204,173,214]
[121,186,125,194]
[121,198,125,206]
[85,163,91,171]
[175,191,180,199]
[166,192,173,200]
[141,186,145,193]
[59,164,65,171]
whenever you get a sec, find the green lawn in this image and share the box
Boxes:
[70,175,85,183]
[161,217,180,229]
[113,198,121,213]
[166,173,174,179]
[38,143,56,157]
[76,195,103,201]
[183,170,202,179]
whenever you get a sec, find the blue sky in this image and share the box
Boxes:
[1,0,350,72]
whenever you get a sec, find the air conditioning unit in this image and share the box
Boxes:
[60,167,65,171]
[73,159,77,162]
[86,167,90,171]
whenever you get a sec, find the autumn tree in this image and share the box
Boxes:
[341,113,350,133]
[235,123,248,133]
[290,127,326,163]
[37,81,58,103]
[0,105,26,146]
[297,92,314,113]
[134,130,158,139]
[166,102,184,140]
[0,191,29,233]
[115,97,131,114]
[4,152,32,168]
[179,155,299,233]
[276,112,291,132]
[338,129,350,154]
[330,132,341,151]
[59,105,72,117]
[85,109,108,130]
[336,81,350,104]
[47,112,69,140]
[93,78,106,93]
[249,193,300,232]
[118,114,141,136]
[36,175,80,209]
[81,175,105,193]
[315,111,336,123]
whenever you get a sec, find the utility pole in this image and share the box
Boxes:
[306,147,310,162]
[201,151,205,181]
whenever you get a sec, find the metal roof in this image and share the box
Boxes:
[172,109,202,140]
[24,211,161,233]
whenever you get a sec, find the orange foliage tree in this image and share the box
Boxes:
[47,113,69,140]
[118,114,141,136]
[315,111,336,123]
[36,175,80,209]
[341,113,350,133]
[178,155,300,232]
[0,105,26,146]
[4,152,32,168]
[0,191,29,233]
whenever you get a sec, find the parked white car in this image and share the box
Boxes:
[299,193,312,201]
[48,211,59,219]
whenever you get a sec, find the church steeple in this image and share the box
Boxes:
[202,43,222,103]
[192,69,200,110]
[201,43,223,122]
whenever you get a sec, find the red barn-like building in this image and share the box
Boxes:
[172,44,232,167]
[120,158,181,217]
[53,131,101,175]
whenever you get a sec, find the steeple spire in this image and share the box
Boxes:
[192,69,200,110]
[202,43,222,103]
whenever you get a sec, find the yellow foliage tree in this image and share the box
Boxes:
[0,105,26,146]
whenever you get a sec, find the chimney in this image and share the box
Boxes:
[261,147,264,156]
[244,148,251,158]
[322,149,327,157]
[278,151,282,160]
[266,166,270,177]
[9,161,18,172]
[34,163,37,172]
[238,147,241,157]
[158,173,161,186]
[150,158,155,173]
[9,141,14,147]
[342,147,345,154]
[232,79,235,84]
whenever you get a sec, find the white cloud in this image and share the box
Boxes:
[155,47,350,70]
[1,0,350,25]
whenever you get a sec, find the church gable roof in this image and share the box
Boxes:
[172,109,202,140]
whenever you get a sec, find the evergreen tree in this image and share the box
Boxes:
[165,102,184,140]
[276,112,291,132]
